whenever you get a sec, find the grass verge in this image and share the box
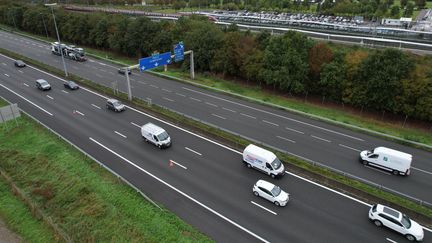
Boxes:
[0,115,212,242]
[1,47,430,225]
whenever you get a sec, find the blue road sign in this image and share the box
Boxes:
[139,52,172,72]
[174,42,184,63]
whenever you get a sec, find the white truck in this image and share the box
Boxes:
[141,123,171,149]
[359,147,412,176]
[243,144,285,178]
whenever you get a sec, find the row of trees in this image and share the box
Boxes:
[1,3,431,122]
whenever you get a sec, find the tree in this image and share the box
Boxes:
[308,42,333,92]
[400,0,408,8]
[405,2,414,16]
[173,0,187,10]
[241,49,265,85]
[390,5,400,18]
[319,60,347,102]
[415,0,426,8]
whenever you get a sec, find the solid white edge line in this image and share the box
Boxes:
[182,86,364,141]
[130,122,141,128]
[91,104,101,109]
[114,131,127,138]
[0,83,53,116]
[251,201,277,215]
[276,136,296,143]
[338,144,361,152]
[411,166,432,175]
[185,147,202,156]
[89,137,269,243]
[4,52,431,233]
[169,160,187,170]
[311,135,331,143]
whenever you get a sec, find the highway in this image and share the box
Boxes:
[0,30,431,206]
[1,52,431,243]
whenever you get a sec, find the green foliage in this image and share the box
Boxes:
[390,5,400,17]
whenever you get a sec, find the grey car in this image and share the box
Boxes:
[106,99,126,112]
[36,79,51,91]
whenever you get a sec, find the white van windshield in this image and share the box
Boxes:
[157,131,169,141]
[271,158,282,170]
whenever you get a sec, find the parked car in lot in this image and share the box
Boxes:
[106,99,125,112]
[368,204,424,241]
[118,67,131,75]
[252,179,289,206]
[14,60,26,67]
[64,81,79,90]
[35,79,51,91]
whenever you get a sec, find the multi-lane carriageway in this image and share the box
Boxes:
[0,30,431,206]
[0,46,432,242]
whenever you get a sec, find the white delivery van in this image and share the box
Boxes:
[141,123,171,149]
[243,144,285,178]
[359,147,412,176]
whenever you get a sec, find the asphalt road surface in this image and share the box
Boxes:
[0,30,431,206]
[1,51,431,242]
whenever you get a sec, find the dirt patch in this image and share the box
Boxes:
[0,217,22,243]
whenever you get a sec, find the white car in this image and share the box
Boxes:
[368,204,424,241]
[252,180,289,206]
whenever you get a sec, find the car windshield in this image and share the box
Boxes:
[271,158,282,170]
[271,185,281,196]
[157,131,169,141]
[401,214,412,228]
[41,81,48,86]
[69,82,76,86]
[113,101,122,107]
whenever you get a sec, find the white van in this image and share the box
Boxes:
[141,123,171,149]
[359,147,412,176]
[243,144,285,178]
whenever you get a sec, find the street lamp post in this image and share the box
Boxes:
[45,3,68,77]
[40,13,49,39]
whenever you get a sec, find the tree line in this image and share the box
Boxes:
[1,3,431,122]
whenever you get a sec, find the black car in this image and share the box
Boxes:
[64,81,79,90]
[118,67,132,75]
[14,60,26,68]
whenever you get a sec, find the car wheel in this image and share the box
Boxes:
[274,201,280,206]
[392,170,399,175]
[246,163,252,168]
[405,234,415,241]
[253,191,259,197]
[270,174,276,179]
[362,160,368,165]
[373,220,382,227]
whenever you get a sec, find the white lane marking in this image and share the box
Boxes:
[169,160,187,170]
[339,144,361,152]
[185,147,202,156]
[212,114,226,120]
[150,84,159,88]
[114,131,127,138]
[98,62,106,66]
[163,97,174,102]
[23,83,29,87]
[74,110,85,116]
[386,238,397,243]
[95,73,103,78]
[205,102,218,107]
[285,127,304,134]
[311,135,331,143]
[411,167,432,175]
[222,107,236,113]
[190,97,201,102]
[91,104,101,109]
[240,113,256,119]
[138,81,147,85]
[18,70,23,73]
[162,88,172,92]
[89,138,269,243]
[61,90,69,94]
[176,92,186,97]
[46,95,54,100]
[89,59,95,62]
[2,62,6,66]
[263,120,279,126]
[182,87,364,141]
[0,83,56,116]
[251,201,277,215]
[4,73,9,77]
[130,122,141,128]
[276,136,296,143]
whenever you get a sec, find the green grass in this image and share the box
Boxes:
[0,175,56,243]
[0,116,212,242]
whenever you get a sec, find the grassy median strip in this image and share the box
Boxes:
[1,47,431,224]
[0,116,212,242]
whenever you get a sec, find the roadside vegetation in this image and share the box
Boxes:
[1,3,431,147]
[0,115,212,242]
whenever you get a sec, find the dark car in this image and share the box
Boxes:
[64,81,79,90]
[118,67,131,75]
[106,99,126,112]
[14,60,26,68]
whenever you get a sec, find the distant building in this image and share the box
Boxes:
[381,17,412,28]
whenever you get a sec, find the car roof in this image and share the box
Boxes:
[107,98,120,103]
[36,79,48,83]
[376,204,401,220]
[256,180,275,190]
